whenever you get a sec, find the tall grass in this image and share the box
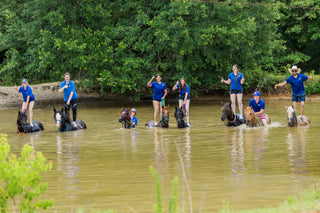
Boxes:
[149,166,179,213]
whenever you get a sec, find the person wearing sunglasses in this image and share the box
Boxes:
[274,65,312,121]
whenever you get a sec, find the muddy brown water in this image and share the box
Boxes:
[1,100,320,212]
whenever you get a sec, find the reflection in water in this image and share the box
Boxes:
[175,128,192,212]
[56,132,80,200]
[287,127,309,190]
[153,128,169,179]
[251,127,268,172]
[231,129,246,177]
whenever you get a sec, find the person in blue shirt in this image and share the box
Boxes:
[147,74,167,125]
[14,78,35,126]
[275,65,312,120]
[172,78,190,124]
[221,64,245,118]
[130,108,138,128]
[249,91,269,125]
[58,73,79,121]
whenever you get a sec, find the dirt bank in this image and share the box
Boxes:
[1,82,320,109]
[0,82,104,109]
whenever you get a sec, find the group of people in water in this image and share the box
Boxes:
[14,64,312,128]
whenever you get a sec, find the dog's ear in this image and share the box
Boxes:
[18,111,20,115]
[220,101,225,105]
[175,106,177,110]
[162,105,164,109]
[61,108,63,112]
[54,108,56,113]
[251,106,253,109]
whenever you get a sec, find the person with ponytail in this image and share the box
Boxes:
[221,64,245,119]
[172,78,190,124]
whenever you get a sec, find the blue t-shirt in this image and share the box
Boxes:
[131,116,138,128]
[176,83,190,100]
[249,98,265,113]
[151,82,167,101]
[60,80,78,102]
[286,74,308,95]
[228,72,244,90]
[19,85,35,102]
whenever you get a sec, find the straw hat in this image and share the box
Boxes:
[288,65,301,74]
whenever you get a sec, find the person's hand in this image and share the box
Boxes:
[183,100,186,105]
[221,77,224,83]
[67,100,70,106]
[274,84,278,89]
[14,85,17,90]
[151,76,155,80]
[162,96,165,100]
[176,80,179,85]
[64,84,68,89]
[22,108,27,113]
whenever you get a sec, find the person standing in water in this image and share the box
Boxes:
[14,78,35,126]
[221,64,245,119]
[58,73,79,121]
[147,74,167,126]
[275,65,312,121]
[172,78,190,124]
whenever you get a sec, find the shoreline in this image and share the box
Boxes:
[1,82,320,109]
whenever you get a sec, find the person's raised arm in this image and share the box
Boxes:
[147,76,154,87]
[14,85,19,93]
[308,76,313,80]
[172,80,179,91]
[274,81,287,89]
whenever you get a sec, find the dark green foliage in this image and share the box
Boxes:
[1,0,320,98]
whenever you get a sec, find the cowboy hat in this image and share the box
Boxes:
[288,65,301,74]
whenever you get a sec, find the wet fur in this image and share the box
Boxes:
[145,105,170,128]
[17,111,44,133]
[54,108,87,132]
[221,103,245,127]
[244,106,271,127]
[286,106,310,127]
[119,108,132,129]
[174,107,190,128]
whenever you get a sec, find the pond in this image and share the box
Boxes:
[1,100,320,212]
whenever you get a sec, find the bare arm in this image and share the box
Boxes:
[241,77,245,85]
[274,81,287,89]
[172,80,179,91]
[66,92,74,105]
[184,93,188,104]
[147,76,154,87]
[255,109,264,115]
[24,96,30,111]
[14,85,19,92]
[162,89,167,100]
[58,85,68,93]
[221,77,231,85]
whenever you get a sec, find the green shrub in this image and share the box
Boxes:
[0,134,54,212]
